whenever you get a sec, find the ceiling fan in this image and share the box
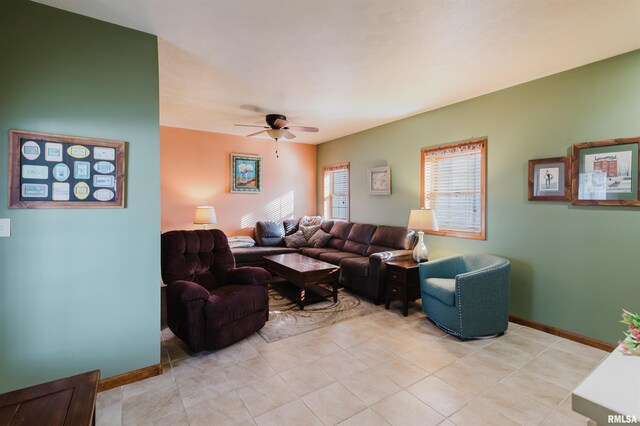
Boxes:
[235,114,319,141]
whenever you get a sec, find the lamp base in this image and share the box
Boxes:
[412,231,428,262]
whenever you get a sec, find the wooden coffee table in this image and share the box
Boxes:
[264,253,340,310]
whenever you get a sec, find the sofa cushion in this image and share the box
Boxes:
[424,278,456,306]
[319,251,362,265]
[300,247,340,259]
[308,229,332,248]
[207,284,268,328]
[255,221,286,246]
[326,221,354,250]
[321,221,334,233]
[343,223,377,255]
[340,256,370,277]
[284,230,309,248]
[366,226,415,255]
[232,246,298,265]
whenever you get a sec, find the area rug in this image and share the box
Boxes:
[258,281,380,343]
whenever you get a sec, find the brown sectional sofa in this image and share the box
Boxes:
[232,219,416,304]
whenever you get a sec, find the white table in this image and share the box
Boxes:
[572,345,640,425]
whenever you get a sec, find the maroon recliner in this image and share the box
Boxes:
[161,229,271,351]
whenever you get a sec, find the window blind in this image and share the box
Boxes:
[323,163,349,221]
[422,140,486,239]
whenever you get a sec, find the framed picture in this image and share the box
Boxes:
[528,156,571,201]
[571,136,640,206]
[368,166,391,195]
[231,153,262,193]
[8,129,125,208]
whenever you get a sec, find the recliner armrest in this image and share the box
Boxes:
[170,280,210,303]
[226,266,272,287]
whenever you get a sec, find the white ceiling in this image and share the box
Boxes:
[34,0,640,144]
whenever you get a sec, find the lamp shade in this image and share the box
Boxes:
[407,209,439,231]
[194,206,217,224]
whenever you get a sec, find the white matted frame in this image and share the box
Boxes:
[368,166,391,195]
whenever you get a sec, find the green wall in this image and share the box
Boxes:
[0,0,160,392]
[317,50,640,344]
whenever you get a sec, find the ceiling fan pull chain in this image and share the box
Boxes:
[275,138,279,158]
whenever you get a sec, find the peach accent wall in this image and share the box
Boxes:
[161,126,317,235]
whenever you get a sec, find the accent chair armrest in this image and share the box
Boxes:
[226,266,272,287]
[419,255,466,280]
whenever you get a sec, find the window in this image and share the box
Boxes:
[421,139,486,240]
[323,162,350,221]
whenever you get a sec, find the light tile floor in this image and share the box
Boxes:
[97,302,607,425]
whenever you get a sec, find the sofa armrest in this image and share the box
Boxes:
[226,266,272,287]
[369,249,414,265]
[368,250,414,303]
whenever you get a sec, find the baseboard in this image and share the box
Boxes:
[509,315,615,352]
[97,363,163,392]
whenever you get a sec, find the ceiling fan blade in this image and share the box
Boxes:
[239,104,272,114]
[235,124,267,128]
[246,130,267,137]
[274,118,289,128]
[283,130,296,139]
[287,125,319,133]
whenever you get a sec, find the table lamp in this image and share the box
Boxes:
[194,206,217,230]
[407,209,438,262]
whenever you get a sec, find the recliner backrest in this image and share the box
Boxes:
[343,223,377,255]
[366,225,416,255]
[326,221,354,250]
[161,229,235,291]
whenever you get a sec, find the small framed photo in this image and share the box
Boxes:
[368,166,391,195]
[571,136,640,206]
[231,153,262,193]
[528,157,571,201]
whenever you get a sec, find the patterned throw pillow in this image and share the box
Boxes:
[299,224,321,240]
[308,229,332,248]
[300,215,323,227]
[284,230,309,248]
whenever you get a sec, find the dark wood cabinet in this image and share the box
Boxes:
[0,370,100,426]
[384,259,422,316]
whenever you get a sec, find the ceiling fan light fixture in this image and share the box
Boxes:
[266,128,285,140]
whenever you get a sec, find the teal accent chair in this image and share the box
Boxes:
[419,254,511,339]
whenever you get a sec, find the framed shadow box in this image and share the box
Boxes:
[9,130,126,208]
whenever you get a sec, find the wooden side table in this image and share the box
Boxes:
[0,370,100,425]
[384,259,422,316]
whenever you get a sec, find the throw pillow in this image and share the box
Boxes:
[300,215,323,227]
[227,236,256,248]
[308,229,332,248]
[299,224,321,240]
[284,230,309,248]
